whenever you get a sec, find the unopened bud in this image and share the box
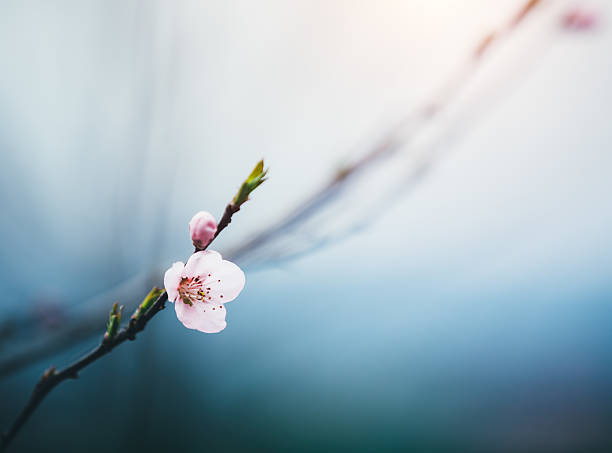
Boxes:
[104,302,123,342]
[189,211,218,249]
[232,159,268,207]
[131,287,164,321]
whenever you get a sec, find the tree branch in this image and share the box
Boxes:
[196,203,241,252]
[0,291,168,452]
[1,160,267,451]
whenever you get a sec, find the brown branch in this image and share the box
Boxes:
[0,291,168,452]
[0,167,264,451]
[196,203,241,252]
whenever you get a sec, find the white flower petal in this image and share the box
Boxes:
[202,260,245,304]
[175,299,227,333]
[183,250,222,278]
[163,261,184,303]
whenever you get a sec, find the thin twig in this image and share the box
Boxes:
[196,203,241,252]
[0,205,246,380]
[0,291,168,452]
[1,182,259,450]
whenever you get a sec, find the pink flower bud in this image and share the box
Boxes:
[189,211,218,249]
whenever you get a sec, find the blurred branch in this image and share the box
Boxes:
[0,316,104,379]
[0,162,266,452]
[0,271,160,378]
[226,0,553,266]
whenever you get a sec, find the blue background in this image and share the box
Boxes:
[1,1,611,451]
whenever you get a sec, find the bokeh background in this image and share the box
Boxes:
[1,1,611,451]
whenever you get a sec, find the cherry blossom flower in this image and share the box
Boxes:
[164,250,245,333]
[189,211,218,249]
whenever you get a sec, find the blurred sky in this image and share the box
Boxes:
[1,1,612,452]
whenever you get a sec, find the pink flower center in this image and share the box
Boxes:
[178,276,210,306]
[178,275,225,306]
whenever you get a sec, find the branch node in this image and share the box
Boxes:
[41,366,56,380]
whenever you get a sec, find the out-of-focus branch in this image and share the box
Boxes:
[0,271,160,378]
[0,316,104,379]
[226,0,553,266]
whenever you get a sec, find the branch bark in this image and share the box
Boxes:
[197,203,240,252]
[0,292,168,452]
[0,177,264,450]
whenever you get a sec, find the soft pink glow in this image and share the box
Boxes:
[164,250,245,333]
[562,9,598,31]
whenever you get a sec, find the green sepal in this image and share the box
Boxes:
[232,159,268,207]
[105,302,124,341]
[131,287,164,321]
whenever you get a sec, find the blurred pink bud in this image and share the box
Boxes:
[164,250,245,333]
[189,211,217,249]
[562,9,598,31]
